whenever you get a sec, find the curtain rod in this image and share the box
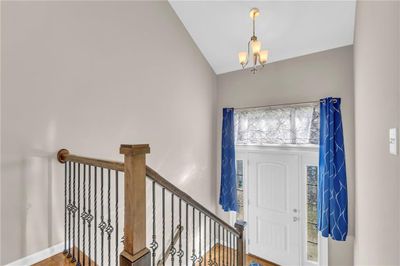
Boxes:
[234,99,337,111]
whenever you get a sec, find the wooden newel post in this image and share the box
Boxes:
[235,220,247,266]
[120,144,151,266]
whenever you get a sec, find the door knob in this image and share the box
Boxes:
[293,217,298,222]
[293,209,298,213]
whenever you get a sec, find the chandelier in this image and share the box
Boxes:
[238,8,269,74]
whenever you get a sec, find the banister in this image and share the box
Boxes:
[146,165,240,237]
[57,146,245,265]
[57,149,124,171]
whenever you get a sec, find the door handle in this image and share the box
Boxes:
[293,217,298,222]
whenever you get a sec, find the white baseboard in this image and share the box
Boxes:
[5,242,64,266]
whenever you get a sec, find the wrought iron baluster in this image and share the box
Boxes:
[72,162,77,263]
[63,162,68,255]
[225,229,227,266]
[94,167,97,265]
[222,228,225,265]
[186,203,189,266]
[208,217,211,266]
[99,168,105,266]
[88,166,93,263]
[227,231,230,266]
[226,229,228,266]
[204,214,206,266]
[191,207,196,266]
[150,181,158,266]
[77,164,81,266]
[213,221,216,265]
[170,194,176,265]
[218,225,221,266]
[67,161,72,258]
[229,231,233,265]
[162,188,166,266]
[106,169,113,266]
[115,171,119,266]
[81,165,86,266]
[191,207,197,266]
[234,235,237,266]
[178,199,183,266]
[199,212,202,266]
[231,233,233,266]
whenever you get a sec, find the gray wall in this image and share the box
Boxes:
[1,1,217,264]
[217,46,355,266]
[353,1,400,265]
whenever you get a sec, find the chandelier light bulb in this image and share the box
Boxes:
[251,40,261,55]
[259,50,269,64]
[238,52,248,65]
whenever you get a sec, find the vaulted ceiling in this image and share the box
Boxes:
[169,1,356,74]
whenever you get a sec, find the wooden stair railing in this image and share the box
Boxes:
[57,144,246,266]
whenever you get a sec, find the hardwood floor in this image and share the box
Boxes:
[34,248,95,266]
[202,244,278,266]
[246,253,279,266]
[35,245,277,266]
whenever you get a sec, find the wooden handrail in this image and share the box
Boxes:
[146,166,240,237]
[57,149,124,171]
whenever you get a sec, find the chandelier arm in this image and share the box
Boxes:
[258,56,264,66]
[247,40,251,65]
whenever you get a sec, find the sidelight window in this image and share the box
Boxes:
[306,165,318,262]
[236,160,244,220]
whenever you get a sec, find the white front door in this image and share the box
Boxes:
[248,152,300,266]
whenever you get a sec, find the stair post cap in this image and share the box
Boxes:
[120,144,150,155]
[234,220,247,230]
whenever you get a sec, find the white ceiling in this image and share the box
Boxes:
[169,1,356,74]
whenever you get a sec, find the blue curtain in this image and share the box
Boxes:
[219,108,238,212]
[318,97,348,241]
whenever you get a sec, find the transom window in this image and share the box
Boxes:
[234,103,320,146]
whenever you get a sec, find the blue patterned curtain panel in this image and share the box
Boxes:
[318,97,348,241]
[219,108,238,212]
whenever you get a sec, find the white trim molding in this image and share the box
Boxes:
[5,242,64,266]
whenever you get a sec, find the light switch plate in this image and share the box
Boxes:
[389,128,397,155]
